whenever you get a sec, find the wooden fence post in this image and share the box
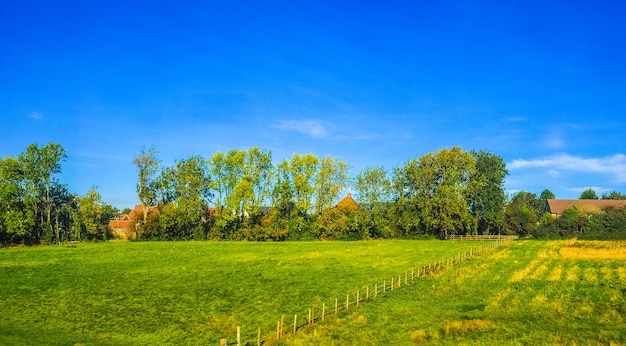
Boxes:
[391,277,394,290]
[276,321,280,340]
[257,327,261,346]
[335,298,338,315]
[237,326,241,346]
[366,286,369,301]
[346,294,350,310]
[357,291,360,306]
[322,303,326,320]
[293,315,297,334]
[281,315,285,335]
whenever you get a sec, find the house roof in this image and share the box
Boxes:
[336,192,360,211]
[546,199,626,215]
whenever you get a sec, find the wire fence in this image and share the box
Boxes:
[219,237,513,345]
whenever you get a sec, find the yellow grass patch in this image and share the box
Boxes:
[565,265,580,281]
[574,301,594,319]
[600,267,613,281]
[410,329,427,344]
[550,296,567,314]
[486,289,511,311]
[354,315,367,325]
[510,260,541,282]
[442,319,495,337]
[559,246,626,260]
[583,268,598,282]
[488,248,511,260]
[547,264,564,281]
[528,262,550,280]
[538,242,561,258]
[599,309,623,324]
[531,294,548,307]
[616,267,626,281]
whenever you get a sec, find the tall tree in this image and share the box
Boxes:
[539,189,556,201]
[282,153,319,215]
[579,188,599,200]
[468,150,508,234]
[314,155,349,214]
[18,142,67,242]
[601,191,626,200]
[0,156,34,244]
[243,147,273,212]
[133,146,160,224]
[77,187,116,241]
[354,167,391,210]
[154,156,212,239]
[416,147,476,238]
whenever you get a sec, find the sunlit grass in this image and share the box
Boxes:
[287,240,626,345]
[0,240,481,345]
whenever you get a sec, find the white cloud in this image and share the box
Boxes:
[506,116,527,122]
[508,153,626,182]
[29,111,43,120]
[272,119,330,139]
[547,169,559,177]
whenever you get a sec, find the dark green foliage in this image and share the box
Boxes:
[535,205,626,239]
[579,188,599,200]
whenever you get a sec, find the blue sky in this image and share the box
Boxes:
[2,1,626,209]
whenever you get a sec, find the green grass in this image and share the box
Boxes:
[0,240,482,345]
[289,240,626,345]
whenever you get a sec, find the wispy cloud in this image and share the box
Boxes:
[29,111,43,120]
[506,116,527,122]
[508,153,626,182]
[272,119,330,139]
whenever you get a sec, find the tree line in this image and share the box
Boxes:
[0,143,118,245]
[2,142,626,245]
[133,145,509,241]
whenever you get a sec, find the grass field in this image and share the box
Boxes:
[0,240,482,345]
[289,240,626,345]
[2,240,624,345]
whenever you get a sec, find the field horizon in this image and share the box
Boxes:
[1,239,624,345]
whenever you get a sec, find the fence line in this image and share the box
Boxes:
[446,234,518,241]
[219,237,513,345]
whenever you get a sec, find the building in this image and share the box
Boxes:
[546,199,626,217]
[336,192,360,211]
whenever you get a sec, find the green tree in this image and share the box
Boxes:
[468,150,508,235]
[510,191,544,217]
[354,167,391,210]
[314,156,349,214]
[539,189,555,201]
[277,153,319,215]
[579,188,599,200]
[601,191,626,200]
[354,167,392,238]
[0,156,35,244]
[133,146,161,224]
[17,142,67,243]
[418,147,476,238]
[77,187,115,241]
[243,147,273,213]
[153,156,212,240]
